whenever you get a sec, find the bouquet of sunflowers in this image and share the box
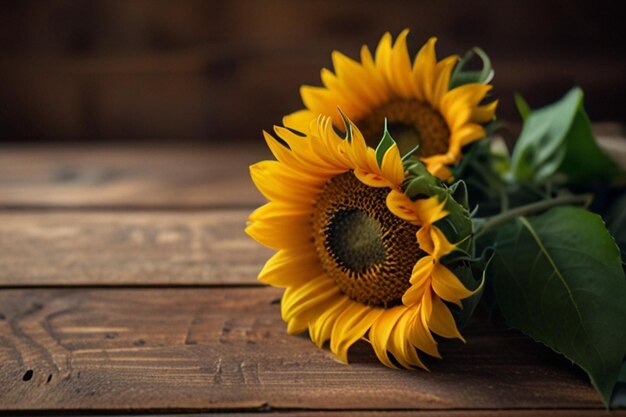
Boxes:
[246,30,626,407]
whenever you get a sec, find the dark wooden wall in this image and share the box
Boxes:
[0,0,624,142]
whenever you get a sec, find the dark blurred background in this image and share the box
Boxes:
[0,0,624,143]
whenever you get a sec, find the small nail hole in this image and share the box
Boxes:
[47,374,52,383]
[23,370,33,381]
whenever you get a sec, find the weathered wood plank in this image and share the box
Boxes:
[77,412,626,417]
[0,287,608,412]
[6,413,624,417]
[1,134,624,210]
[0,210,270,286]
[0,145,269,208]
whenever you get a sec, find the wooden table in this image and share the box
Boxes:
[1,139,625,416]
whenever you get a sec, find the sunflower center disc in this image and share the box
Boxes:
[313,172,422,307]
[358,99,450,157]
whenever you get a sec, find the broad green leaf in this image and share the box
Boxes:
[606,194,626,264]
[492,206,626,405]
[509,87,618,184]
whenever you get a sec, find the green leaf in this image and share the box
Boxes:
[449,47,494,89]
[492,206,626,406]
[514,93,531,121]
[606,194,626,264]
[375,119,396,166]
[509,87,618,184]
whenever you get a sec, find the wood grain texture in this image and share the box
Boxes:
[68,413,626,417]
[0,145,269,208]
[1,134,625,210]
[0,210,270,286]
[0,287,609,412]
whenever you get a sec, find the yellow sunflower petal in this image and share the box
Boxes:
[412,37,437,103]
[281,275,336,322]
[430,225,457,257]
[448,124,486,155]
[369,306,406,368]
[414,196,448,224]
[386,189,421,224]
[308,296,352,348]
[301,86,352,127]
[250,161,323,203]
[410,256,435,285]
[263,131,298,167]
[321,68,369,115]
[389,307,427,369]
[431,263,474,307]
[389,29,415,98]
[421,157,455,181]
[331,303,384,363]
[375,32,394,89]
[402,282,426,306]
[432,55,458,108]
[417,224,456,260]
[408,302,440,359]
[444,83,493,107]
[381,144,405,187]
[472,100,498,124]
[284,284,342,330]
[354,169,395,189]
[429,293,465,342]
[332,51,382,107]
[245,208,312,251]
[283,109,317,133]
[416,226,435,255]
[360,45,389,103]
[258,249,323,287]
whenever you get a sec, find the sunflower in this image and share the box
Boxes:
[284,30,497,180]
[246,114,478,369]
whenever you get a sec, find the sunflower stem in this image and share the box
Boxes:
[474,193,594,238]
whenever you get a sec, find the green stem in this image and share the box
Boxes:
[475,193,593,238]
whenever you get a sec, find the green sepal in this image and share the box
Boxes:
[337,107,353,143]
[403,158,444,199]
[449,47,494,89]
[375,119,397,166]
[438,195,473,255]
[448,180,470,211]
